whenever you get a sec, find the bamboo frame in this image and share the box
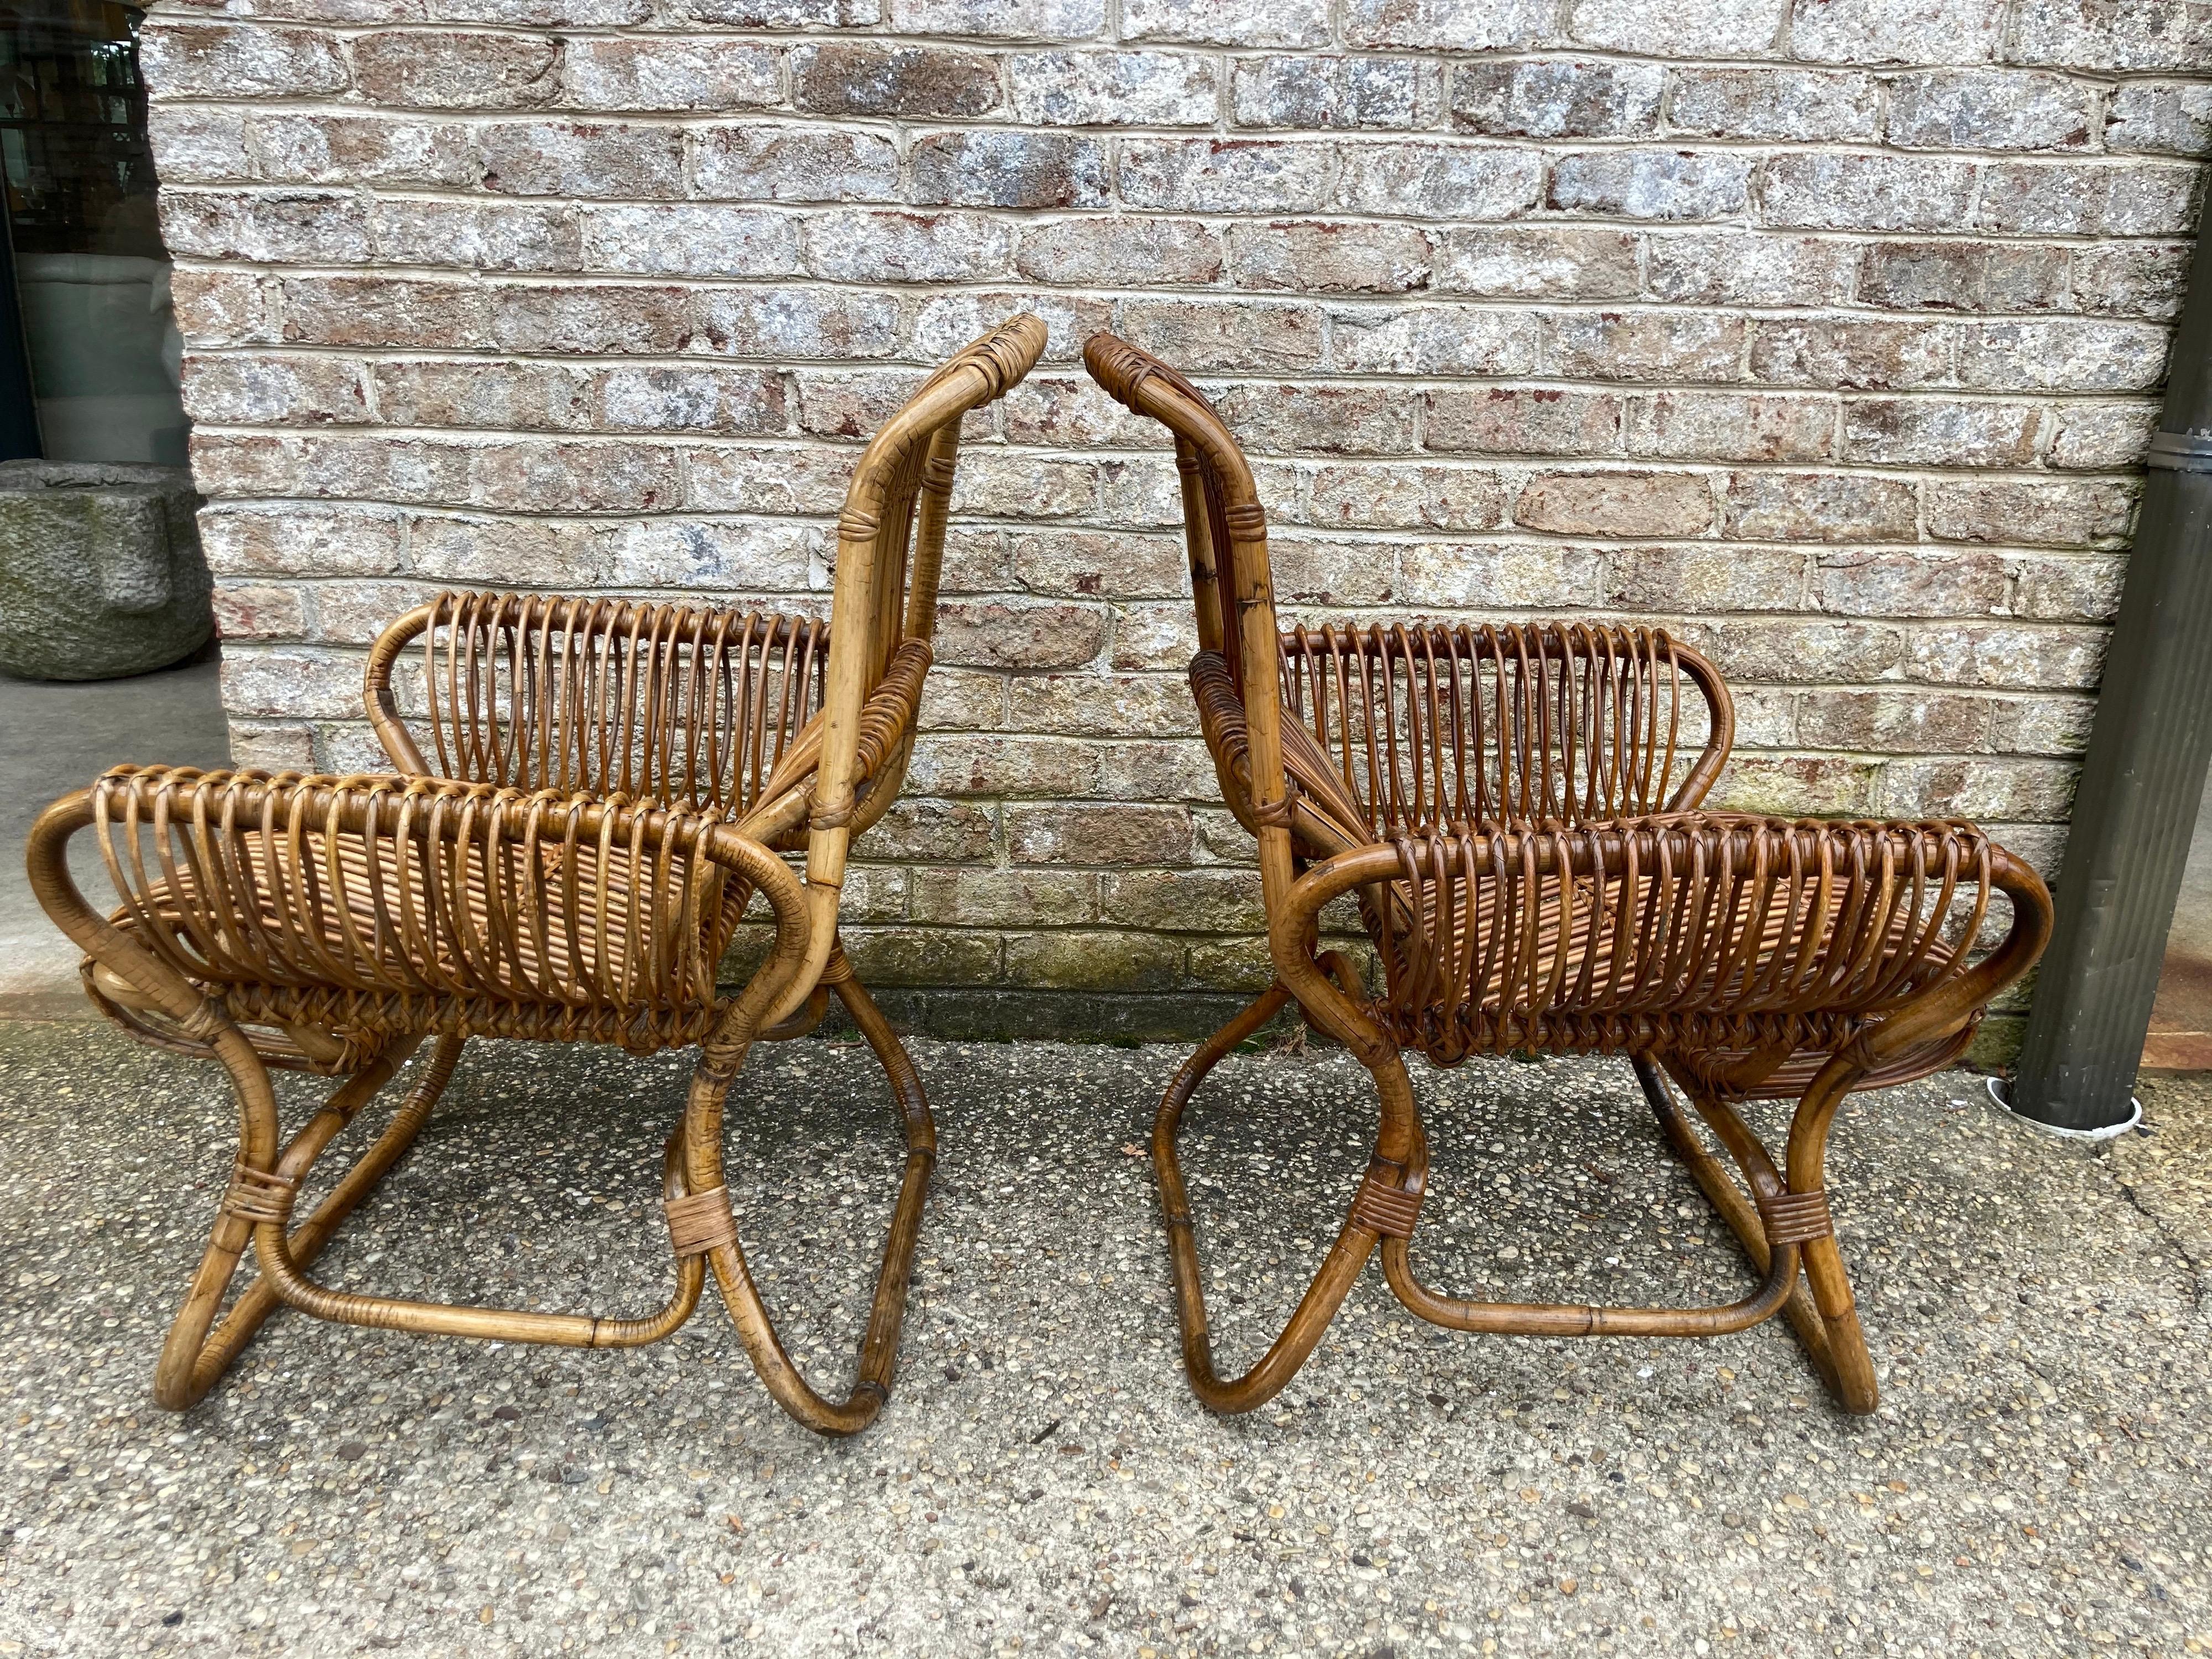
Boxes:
[1084,330,2055,1416]
[27,315,1046,1435]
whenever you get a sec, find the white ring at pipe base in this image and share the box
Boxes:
[1985,1076,2143,1141]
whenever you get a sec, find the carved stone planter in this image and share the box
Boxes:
[0,461,211,681]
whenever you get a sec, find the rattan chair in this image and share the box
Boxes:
[28,315,1047,1436]
[1083,331,2053,1417]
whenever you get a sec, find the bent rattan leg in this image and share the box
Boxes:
[1634,1055,1844,1401]
[156,1033,458,1409]
[685,963,936,1437]
[1154,981,1403,1415]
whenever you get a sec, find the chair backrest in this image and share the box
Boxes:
[1083,331,1733,843]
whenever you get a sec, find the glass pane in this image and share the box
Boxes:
[1,0,188,466]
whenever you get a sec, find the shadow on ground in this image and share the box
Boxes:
[0,1022,2205,1656]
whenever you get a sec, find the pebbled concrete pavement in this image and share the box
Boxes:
[0,1021,2206,1657]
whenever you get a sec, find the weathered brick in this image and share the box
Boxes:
[1887,70,2096,152]
[1118,298,1325,371]
[1629,392,1835,462]
[1015,217,1224,287]
[231,724,319,773]
[1552,148,1755,222]
[1986,697,2095,758]
[2071,242,2193,320]
[1855,241,2069,313]
[1692,617,1907,682]
[1549,311,1744,382]
[797,370,956,440]
[1264,537,1394,605]
[1010,50,1218,126]
[885,0,1104,36]
[1100,868,1265,932]
[1425,387,1624,457]
[1007,803,1192,865]
[2106,83,2212,155]
[1644,233,1855,306]
[910,868,1095,928]
[791,43,1000,118]
[2013,0,2212,70]
[1431,226,1640,298]
[1924,479,2136,546]
[1399,541,1604,608]
[253,114,482,187]
[603,518,812,588]
[910,131,1110,209]
[864,797,998,863]
[1603,545,1804,612]
[693,288,902,359]
[1183,934,1272,992]
[1723,472,1918,542]
[1839,398,2041,467]
[1329,307,1542,375]
[1120,139,1334,214]
[1788,0,2006,63]
[1452,59,1662,138]
[1332,140,1542,218]
[840,927,1002,988]
[1002,931,1183,992]
[562,37,779,112]
[1747,319,1954,389]
[405,513,615,587]
[1227,220,1431,294]
[476,121,685,197]
[1232,54,1433,129]
[1797,689,1991,753]
[1910,623,2103,690]
[221,648,367,721]
[1958,321,2171,393]
[1666,67,1879,141]
[1345,0,1552,49]
[1110,602,1202,671]
[201,502,403,578]
[369,200,581,272]
[140,22,349,99]
[1096,735,1228,798]
[1975,161,2201,237]
[684,444,860,515]
[1816,550,2009,619]
[1123,0,1328,46]
[1212,383,1422,456]
[1308,462,1510,529]
[690,127,902,203]
[680,0,879,20]
[933,602,1106,672]
[281,277,491,351]
[910,291,1113,362]
[578,206,800,279]
[1012,529,1185,598]
[804,211,1014,283]
[1882,758,2078,821]
[194,432,470,504]
[2007,552,2128,622]
[1514,471,1714,537]
[184,353,371,426]
[951,452,1099,518]
[351,30,557,109]
[933,529,1012,594]
[303,579,446,644]
[487,283,692,354]
[1710,755,1882,818]
[2046,400,2158,469]
[1006,673,1199,737]
[595,366,786,435]
[1759,154,1976,231]
[469,440,681,513]
[161,189,368,263]
[146,107,251,182]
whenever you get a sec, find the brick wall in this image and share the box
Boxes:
[141,0,2209,1039]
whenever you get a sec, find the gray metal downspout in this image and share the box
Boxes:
[2011,201,2212,1131]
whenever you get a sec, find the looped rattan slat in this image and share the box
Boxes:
[1082,327,2054,1422]
[664,1186,740,1258]
[30,315,1048,1436]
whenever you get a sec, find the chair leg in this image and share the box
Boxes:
[1637,1053,1879,1415]
[682,962,936,1437]
[155,1033,459,1410]
[1152,980,1416,1415]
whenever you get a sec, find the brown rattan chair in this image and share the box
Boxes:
[1082,331,2053,1417]
[28,315,1047,1436]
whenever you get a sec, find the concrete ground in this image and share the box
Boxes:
[0,1023,2206,1657]
[0,654,228,1015]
